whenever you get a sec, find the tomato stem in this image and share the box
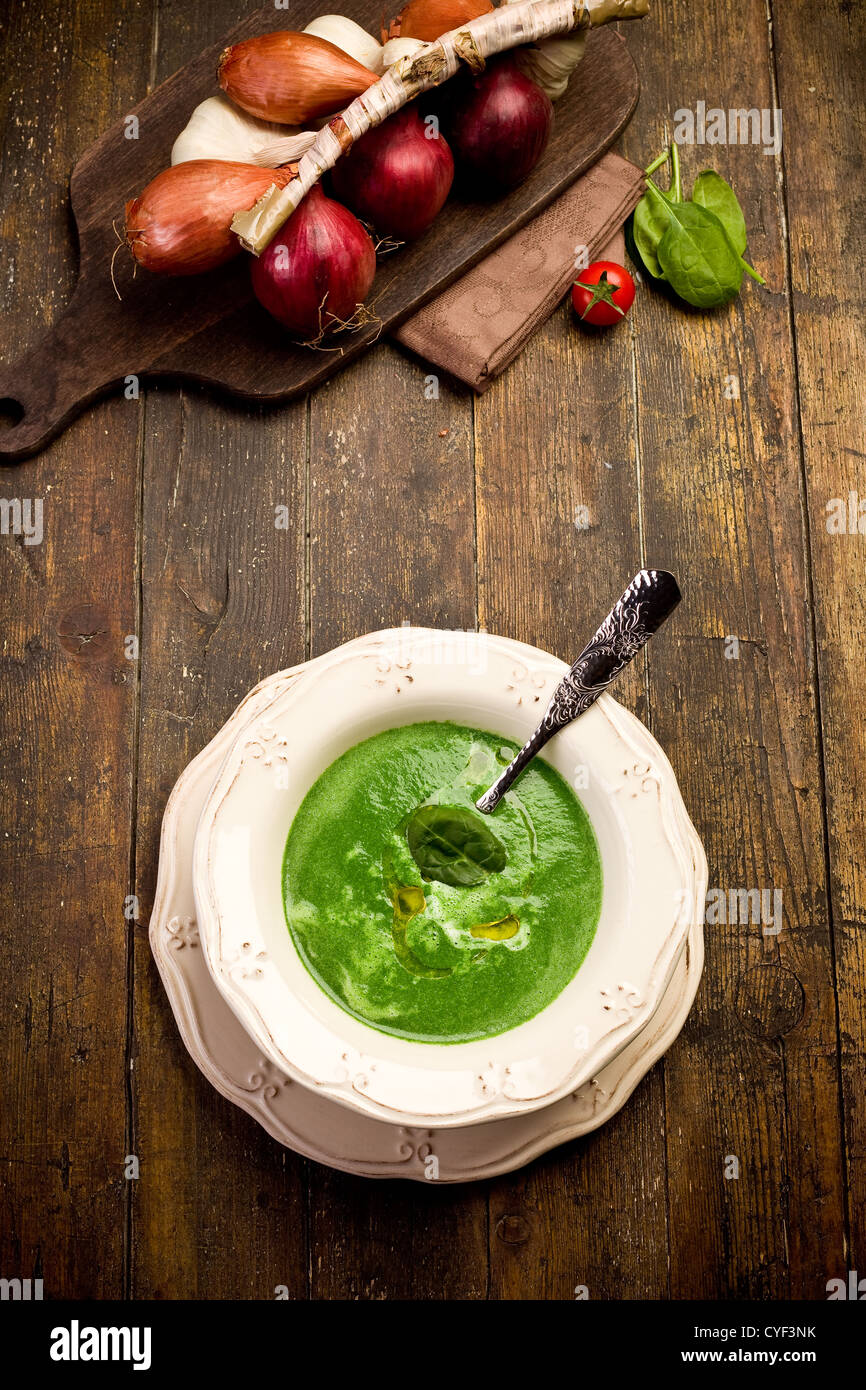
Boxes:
[574,270,627,319]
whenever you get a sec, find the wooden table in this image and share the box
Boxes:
[1,0,863,1301]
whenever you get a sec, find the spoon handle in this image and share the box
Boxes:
[476,569,681,814]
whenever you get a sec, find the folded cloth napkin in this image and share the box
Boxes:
[392,150,644,391]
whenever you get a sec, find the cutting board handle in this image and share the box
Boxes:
[0,274,128,463]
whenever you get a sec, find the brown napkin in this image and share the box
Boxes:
[392,151,644,391]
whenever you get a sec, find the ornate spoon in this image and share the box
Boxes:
[475,569,681,815]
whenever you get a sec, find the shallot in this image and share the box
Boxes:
[389,0,493,43]
[218,31,377,125]
[125,160,293,275]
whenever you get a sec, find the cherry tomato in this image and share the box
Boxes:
[571,260,635,327]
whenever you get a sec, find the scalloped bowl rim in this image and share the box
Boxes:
[191,628,705,1128]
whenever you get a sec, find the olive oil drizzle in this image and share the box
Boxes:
[470,914,520,941]
[388,881,453,980]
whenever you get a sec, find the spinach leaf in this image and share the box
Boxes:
[692,170,748,255]
[406,804,506,888]
[653,197,744,308]
[631,195,669,279]
[629,146,678,279]
[623,212,643,275]
[627,148,764,306]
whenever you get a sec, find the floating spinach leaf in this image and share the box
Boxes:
[692,169,747,255]
[653,196,744,308]
[406,804,506,888]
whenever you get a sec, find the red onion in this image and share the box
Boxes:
[331,105,454,242]
[445,57,553,194]
[251,184,376,340]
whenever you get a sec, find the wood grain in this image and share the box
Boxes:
[127,1,310,1301]
[0,4,638,462]
[619,0,846,1300]
[305,343,489,1297]
[771,0,866,1279]
[473,263,670,1300]
[0,0,152,1300]
[1,0,861,1303]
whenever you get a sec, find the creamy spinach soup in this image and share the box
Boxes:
[282,722,602,1044]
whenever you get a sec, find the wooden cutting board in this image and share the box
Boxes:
[0,3,639,461]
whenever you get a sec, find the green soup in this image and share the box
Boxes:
[282,721,602,1044]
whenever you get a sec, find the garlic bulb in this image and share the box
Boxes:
[171,94,317,168]
[381,36,425,67]
[504,0,586,101]
[303,15,384,73]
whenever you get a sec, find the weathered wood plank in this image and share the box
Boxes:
[0,0,152,1299]
[1,0,857,1304]
[619,0,846,1299]
[306,344,489,1297]
[473,290,670,1299]
[129,0,309,1301]
[771,0,866,1281]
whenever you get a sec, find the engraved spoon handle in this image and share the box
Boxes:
[476,569,681,814]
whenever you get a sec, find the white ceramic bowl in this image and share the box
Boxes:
[192,629,704,1128]
[153,654,706,1179]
